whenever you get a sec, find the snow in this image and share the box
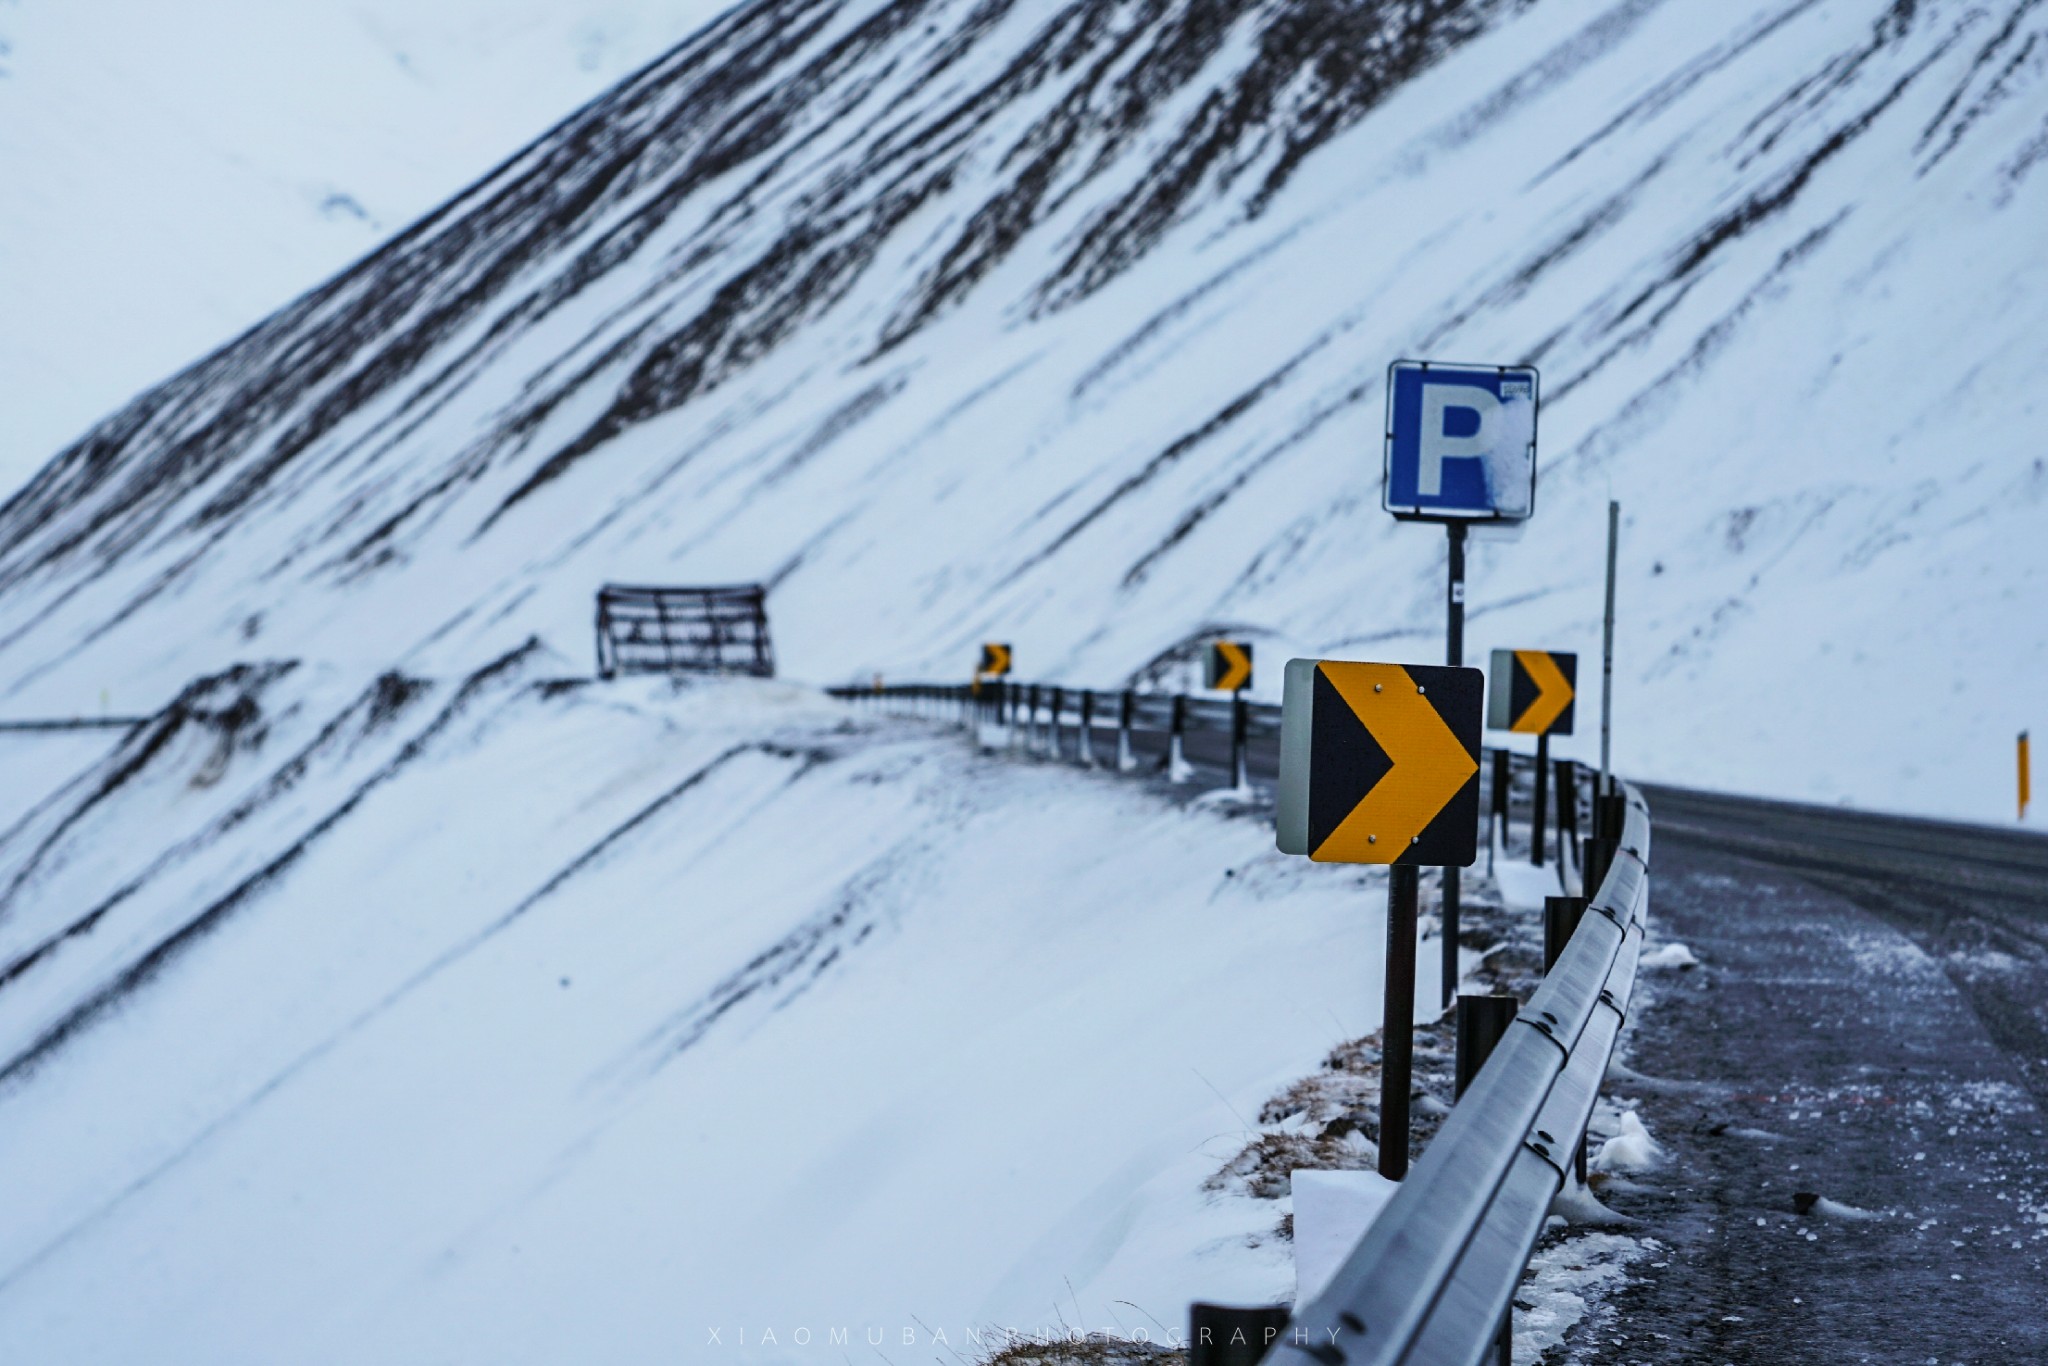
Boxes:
[1494,858,1566,912]
[1592,1109,1665,1175]
[0,0,2041,1354]
[0,0,733,476]
[1549,1180,1635,1229]
[1810,1195,1882,1222]
[1290,1168,1400,1302]
[0,671,1408,1361]
[0,728,125,834]
[1638,941,1699,970]
[1515,1230,1654,1364]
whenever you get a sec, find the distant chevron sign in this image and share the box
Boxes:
[1487,649,1576,735]
[1206,641,1253,692]
[1276,659,1482,866]
[978,643,1012,677]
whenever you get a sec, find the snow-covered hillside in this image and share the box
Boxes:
[0,0,730,474]
[1,1,2043,818]
[0,670,1427,1361]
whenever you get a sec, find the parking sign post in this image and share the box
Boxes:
[1384,360,1539,1009]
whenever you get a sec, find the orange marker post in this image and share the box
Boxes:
[2021,731,2031,821]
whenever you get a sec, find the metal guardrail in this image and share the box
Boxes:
[824,679,1564,786]
[1269,784,1650,1366]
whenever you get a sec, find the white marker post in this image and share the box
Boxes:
[1600,500,1618,797]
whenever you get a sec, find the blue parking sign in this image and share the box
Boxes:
[1383,361,1539,522]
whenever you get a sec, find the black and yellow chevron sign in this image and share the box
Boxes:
[1206,640,1253,692]
[1486,649,1576,736]
[1276,659,1483,866]
[977,642,1012,677]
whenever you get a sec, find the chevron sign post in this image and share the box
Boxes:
[1206,642,1255,788]
[1277,657,1483,1178]
[1488,648,1576,868]
[1205,640,1253,692]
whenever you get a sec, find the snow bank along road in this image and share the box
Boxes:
[1562,786,2048,1363]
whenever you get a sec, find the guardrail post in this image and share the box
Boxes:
[1442,866,1460,1013]
[1026,684,1040,753]
[1050,686,1065,760]
[1455,993,1519,1094]
[1531,733,1550,866]
[1456,993,1519,1366]
[1078,691,1096,766]
[1117,690,1135,771]
[1381,865,1420,1180]
[1582,837,1613,901]
[1489,749,1510,869]
[1189,1303,1290,1366]
[1168,694,1189,782]
[1597,791,1627,841]
[1555,756,1576,873]
[1542,896,1588,973]
[1230,692,1249,789]
[1543,895,1593,1188]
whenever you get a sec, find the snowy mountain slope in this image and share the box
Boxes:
[1,0,2044,822]
[0,672,1425,1361]
[0,0,731,476]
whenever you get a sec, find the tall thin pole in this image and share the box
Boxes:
[1442,522,1466,1010]
[1446,522,1467,665]
[1600,500,1619,792]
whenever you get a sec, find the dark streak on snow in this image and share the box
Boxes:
[0,641,542,1088]
[1528,0,1829,187]
[1119,380,1367,589]
[0,725,830,1295]
[1015,346,1309,577]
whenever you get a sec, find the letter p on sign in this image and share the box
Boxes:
[1383,361,1539,522]
[1417,384,1502,496]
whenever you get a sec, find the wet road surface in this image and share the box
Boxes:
[1560,788,2048,1364]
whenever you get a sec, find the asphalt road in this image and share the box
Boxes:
[1563,788,2048,1364]
[994,707,2048,1357]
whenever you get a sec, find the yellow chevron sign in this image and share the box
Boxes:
[1487,649,1576,736]
[977,643,1012,677]
[1206,640,1253,692]
[1276,659,1482,866]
